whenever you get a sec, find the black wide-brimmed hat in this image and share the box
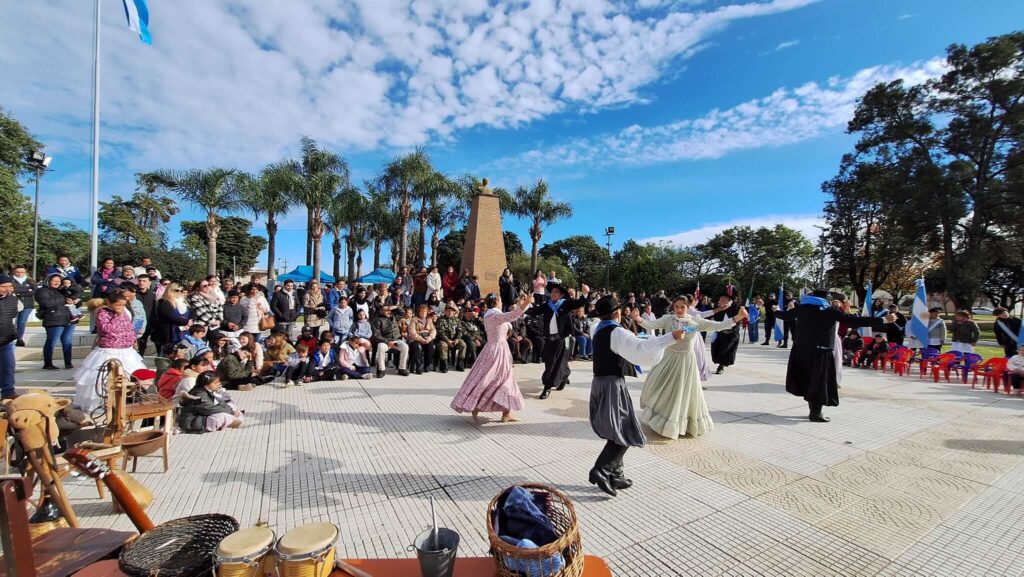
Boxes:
[588,295,620,318]
[548,282,567,295]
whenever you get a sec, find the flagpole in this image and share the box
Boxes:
[89,0,102,273]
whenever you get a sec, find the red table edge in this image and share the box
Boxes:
[337,555,612,576]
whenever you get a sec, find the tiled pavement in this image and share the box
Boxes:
[22,343,1024,576]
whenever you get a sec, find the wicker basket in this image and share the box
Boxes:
[119,514,239,577]
[486,483,584,577]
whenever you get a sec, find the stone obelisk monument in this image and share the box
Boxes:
[461,178,507,296]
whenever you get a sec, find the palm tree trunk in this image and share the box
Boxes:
[430,229,439,268]
[373,237,382,270]
[312,233,323,285]
[306,207,314,266]
[266,215,278,283]
[399,192,410,268]
[206,214,219,277]
[332,231,342,280]
[417,201,427,268]
[530,234,540,275]
[346,227,357,279]
[357,250,364,278]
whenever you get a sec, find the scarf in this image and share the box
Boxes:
[799,295,831,310]
[548,299,565,315]
[12,275,27,284]
[596,320,619,332]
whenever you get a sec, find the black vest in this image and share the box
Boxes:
[0,295,18,342]
[593,325,637,378]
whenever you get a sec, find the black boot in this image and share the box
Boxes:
[609,465,633,490]
[588,467,617,497]
[539,389,551,400]
[15,339,25,347]
[715,365,724,374]
[809,404,830,422]
[556,378,568,391]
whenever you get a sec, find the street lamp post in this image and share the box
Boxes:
[26,150,53,279]
[604,226,615,290]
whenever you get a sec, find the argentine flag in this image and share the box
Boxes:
[123,0,151,44]
[773,286,784,342]
[860,282,874,337]
[909,279,930,348]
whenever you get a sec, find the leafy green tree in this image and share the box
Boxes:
[363,181,399,270]
[539,235,608,288]
[180,217,267,279]
[237,162,298,283]
[846,32,1024,308]
[435,228,524,272]
[0,106,42,269]
[509,254,576,289]
[144,168,241,276]
[98,242,204,284]
[696,225,816,297]
[508,179,573,274]
[36,222,90,276]
[98,190,178,247]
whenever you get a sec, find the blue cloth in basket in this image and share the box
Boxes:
[500,486,558,546]
[498,536,565,577]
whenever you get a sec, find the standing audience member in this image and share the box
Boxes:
[135,275,158,355]
[36,273,79,370]
[0,276,22,400]
[10,266,35,347]
[950,311,980,354]
[221,290,249,337]
[133,257,162,280]
[993,308,1022,358]
[188,280,224,329]
[304,280,326,338]
[328,296,353,342]
[499,268,517,311]
[412,267,428,306]
[883,304,907,346]
[153,283,191,351]
[90,259,120,299]
[442,266,460,301]
[241,284,271,339]
[426,267,443,301]
[47,255,88,287]
[271,280,301,338]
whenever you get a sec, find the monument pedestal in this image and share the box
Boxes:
[460,181,507,296]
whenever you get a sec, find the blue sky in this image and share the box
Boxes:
[1,0,1021,273]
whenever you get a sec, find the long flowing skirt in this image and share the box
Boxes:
[451,340,524,414]
[73,347,147,413]
[589,375,646,447]
[692,332,710,381]
[639,349,713,438]
[785,345,839,407]
[710,331,739,366]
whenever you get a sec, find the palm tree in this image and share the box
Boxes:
[427,196,464,268]
[237,162,299,284]
[295,137,349,283]
[363,181,399,270]
[324,190,347,281]
[326,185,364,280]
[414,172,458,268]
[145,168,240,276]
[509,179,574,274]
[378,148,432,268]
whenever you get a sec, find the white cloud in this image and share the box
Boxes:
[0,0,820,177]
[639,214,824,247]
[502,57,947,172]
[761,39,800,55]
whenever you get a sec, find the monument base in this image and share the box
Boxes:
[461,190,507,297]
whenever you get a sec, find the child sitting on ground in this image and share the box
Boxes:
[339,334,374,380]
[285,343,312,386]
[158,358,188,400]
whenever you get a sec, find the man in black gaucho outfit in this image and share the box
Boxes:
[774,289,895,422]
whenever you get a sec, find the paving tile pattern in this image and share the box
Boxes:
[29,344,1024,576]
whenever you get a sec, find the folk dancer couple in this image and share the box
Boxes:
[587,295,749,496]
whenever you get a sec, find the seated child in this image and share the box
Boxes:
[309,340,342,382]
[1007,345,1024,396]
[842,330,862,366]
[860,333,889,368]
[339,334,374,380]
[285,343,312,386]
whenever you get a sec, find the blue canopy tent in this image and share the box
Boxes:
[355,268,397,284]
[277,266,336,283]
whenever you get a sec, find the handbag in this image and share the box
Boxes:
[258,315,276,331]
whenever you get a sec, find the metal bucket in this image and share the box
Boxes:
[412,528,459,577]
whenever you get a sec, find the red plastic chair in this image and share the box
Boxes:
[914,348,941,377]
[971,358,1008,392]
[930,353,960,382]
[851,337,874,367]
[879,345,906,372]
[890,349,916,376]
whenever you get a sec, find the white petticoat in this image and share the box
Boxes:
[73,347,147,413]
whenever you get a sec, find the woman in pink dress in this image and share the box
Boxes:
[451,292,532,423]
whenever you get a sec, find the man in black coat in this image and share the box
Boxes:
[270,280,301,338]
[710,294,742,374]
[135,275,159,355]
[525,283,589,399]
[994,307,1022,358]
[882,304,907,346]
[775,289,894,422]
[761,292,777,345]
[779,291,795,348]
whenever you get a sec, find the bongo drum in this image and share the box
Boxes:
[215,526,276,577]
[274,523,338,577]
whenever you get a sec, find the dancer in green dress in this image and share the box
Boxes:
[633,296,748,438]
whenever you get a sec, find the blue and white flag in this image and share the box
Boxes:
[122,0,151,44]
[773,285,785,342]
[860,282,874,337]
[909,279,930,347]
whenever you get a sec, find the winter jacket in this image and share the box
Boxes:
[371,315,402,342]
[270,290,300,323]
[951,319,981,345]
[178,386,235,433]
[188,293,223,327]
[327,306,353,337]
[35,284,74,328]
[90,268,121,298]
[217,353,253,381]
[157,369,184,400]
[46,264,88,286]
[154,299,190,345]
[426,272,442,299]
[12,277,36,309]
[221,302,249,331]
